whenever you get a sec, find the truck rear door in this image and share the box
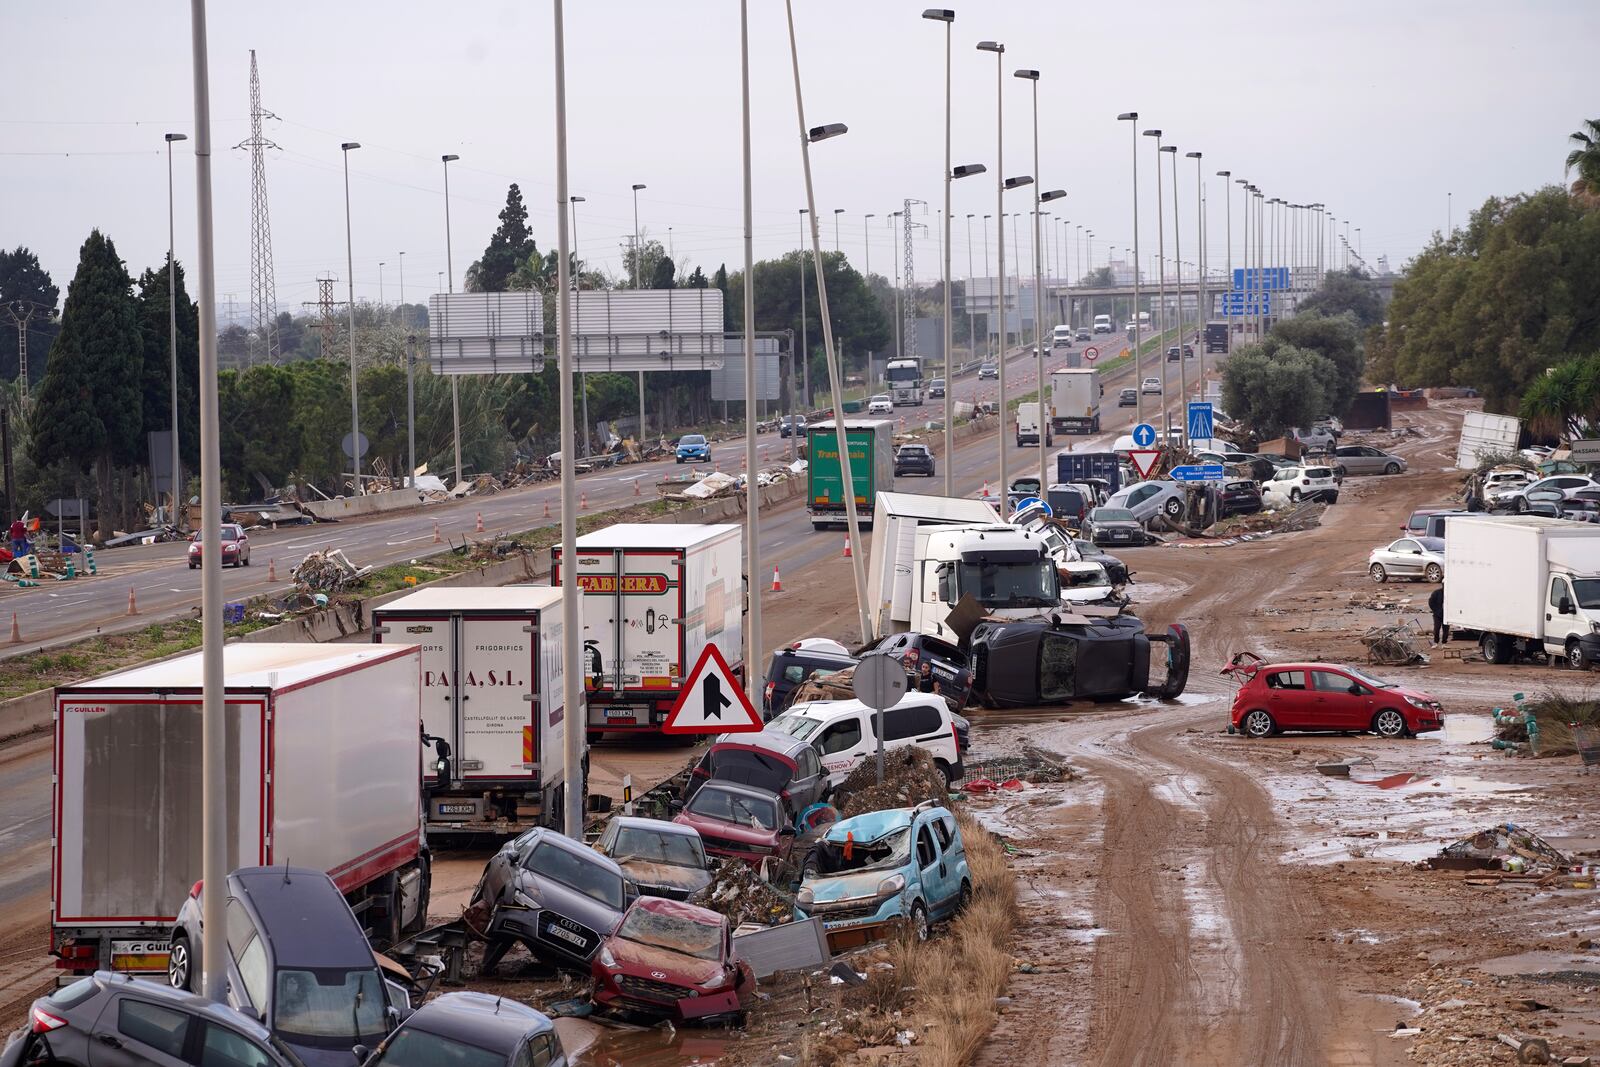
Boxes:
[376,613,454,746]
[456,615,538,781]
[619,548,684,697]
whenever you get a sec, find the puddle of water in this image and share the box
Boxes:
[1478,948,1600,978]
[569,1017,733,1066]
[1389,774,1532,795]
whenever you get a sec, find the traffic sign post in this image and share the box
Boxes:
[1084,345,1099,363]
[852,652,908,783]
[1187,402,1214,443]
[662,644,763,734]
[1570,439,1600,462]
[1170,463,1225,482]
[1128,449,1163,480]
[1131,423,1157,448]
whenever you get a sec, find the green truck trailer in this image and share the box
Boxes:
[806,418,895,531]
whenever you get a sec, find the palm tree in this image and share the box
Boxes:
[1565,119,1600,197]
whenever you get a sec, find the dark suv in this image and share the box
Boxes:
[894,444,935,478]
[867,631,974,711]
[762,642,858,717]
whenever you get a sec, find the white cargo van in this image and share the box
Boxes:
[1016,401,1051,448]
[1093,313,1112,334]
[1051,325,1073,349]
[767,693,965,788]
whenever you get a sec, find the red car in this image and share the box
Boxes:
[1224,656,1444,739]
[672,781,795,866]
[187,523,251,568]
[591,896,756,1021]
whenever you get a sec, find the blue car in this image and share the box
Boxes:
[795,802,970,950]
[675,434,711,464]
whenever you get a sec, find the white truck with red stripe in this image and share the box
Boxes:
[552,524,744,737]
[51,643,430,977]
[372,586,572,835]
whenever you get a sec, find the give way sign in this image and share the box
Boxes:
[1128,449,1163,480]
[662,644,763,734]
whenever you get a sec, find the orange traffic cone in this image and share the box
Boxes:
[842,537,852,559]
[543,498,551,519]
[8,613,19,644]
[127,587,139,616]
[267,558,277,582]
[771,566,782,592]
[475,511,485,533]
[581,491,589,510]
[433,522,442,544]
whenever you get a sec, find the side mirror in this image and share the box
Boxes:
[1560,596,1575,615]
[352,1045,370,1065]
[1348,685,1362,696]
[779,825,797,837]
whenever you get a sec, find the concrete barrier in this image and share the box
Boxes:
[300,488,431,522]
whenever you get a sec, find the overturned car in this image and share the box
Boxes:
[967,612,1190,707]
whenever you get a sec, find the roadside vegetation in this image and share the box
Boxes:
[1220,294,1369,439]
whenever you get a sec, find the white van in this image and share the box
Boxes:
[1093,314,1112,334]
[1051,325,1073,349]
[767,694,965,789]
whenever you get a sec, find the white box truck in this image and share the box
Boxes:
[865,492,1001,640]
[1444,515,1600,666]
[552,524,744,737]
[1049,367,1102,435]
[51,643,429,977]
[372,586,572,834]
[1016,402,1051,448]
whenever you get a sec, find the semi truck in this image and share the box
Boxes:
[1444,516,1600,667]
[886,522,1063,645]
[1049,367,1102,435]
[807,418,895,531]
[552,523,744,736]
[372,586,573,834]
[885,358,924,406]
[1204,321,1229,353]
[51,643,430,976]
[864,492,1002,641]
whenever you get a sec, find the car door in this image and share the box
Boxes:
[912,817,952,915]
[89,995,195,1067]
[198,1021,281,1067]
[790,744,826,810]
[1546,575,1580,656]
[1384,539,1421,577]
[815,715,865,784]
[1309,669,1366,730]
[1261,669,1313,727]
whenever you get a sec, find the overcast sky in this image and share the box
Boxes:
[6,1,1594,317]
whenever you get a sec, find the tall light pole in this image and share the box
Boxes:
[1117,112,1141,424]
[863,212,875,277]
[164,132,187,525]
[740,0,762,695]
[833,207,844,251]
[1016,68,1042,456]
[981,214,991,361]
[399,250,413,489]
[1218,170,1232,354]
[1187,150,1204,405]
[977,39,1006,500]
[378,261,385,309]
[631,182,647,443]
[1037,191,1065,498]
[441,153,463,489]
[341,141,363,495]
[1164,143,1183,438]
[925,8,955,495]
[1143,128,1166,419]
[782,0,870,645]
[965,214,976,364]
[570,195,590,457]
[799,208,810,407]
[890,211,903,360]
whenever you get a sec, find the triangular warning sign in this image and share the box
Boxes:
[662,644,763,735]
[1128,449,1162,480]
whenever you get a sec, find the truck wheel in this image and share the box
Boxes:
[1480,632,1510,665]
[1424,563,1442,583]
[1567,638,1586,670]
[1369,563,1387,583]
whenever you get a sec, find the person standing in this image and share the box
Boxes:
[1428,585,1447,646]
[8,518,29,560]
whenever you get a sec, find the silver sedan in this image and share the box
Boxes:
[1368,536,1445,583]
[1333,445,1407,476]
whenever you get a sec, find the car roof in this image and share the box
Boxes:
[786,692,948,721]
[710,729,810,761]
[610,816,701,839]
[1254,662,1370,673]
[231,867,374,970]
[87,973,276,1042]
[824,804,950,842]
[404,991,553,1053]
[627,895,727,927]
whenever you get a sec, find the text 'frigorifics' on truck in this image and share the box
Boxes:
[372,586,573,835]
[1049,366,1102,436]
[1443,515,1600,668]
[885,358,925,406]
[552,523,745,739]
[806,418,896,532]
[51,643,431,977]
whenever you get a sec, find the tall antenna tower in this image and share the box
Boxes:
[237,50,280,364]
[303,276,339,360]
[903,199,927,361]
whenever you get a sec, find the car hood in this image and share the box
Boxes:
[672,812,781,847]
[1386,686,1441,706]
[803,868,903,904]
[605,936,725,987]
[518,872,625,935]
[617,860,713,897]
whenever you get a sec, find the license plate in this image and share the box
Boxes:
[112,940,169,971]
[605,707,639,720]
[437,803,477,815]
[544,923,586,947]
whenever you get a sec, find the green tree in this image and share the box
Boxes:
[233,363,298,492]
[1295,268,1384,329]
[0,246,61,386]
[1079,266,1116,288]
[685,266,708,289]
[1221,343,1335,441]
[712,263,730,329]
[287,359,350,488]
[1260,311,1364,416]
[650,255,677,290]
[1566,118,1600,197]
[31,230,143,538]
[1519,351,1600,438]
[134,260,201,473]
[724,251,891,391]
[474,184,537,292]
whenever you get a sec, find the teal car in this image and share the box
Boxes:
[795,802,970,950]
[675,434,711,464]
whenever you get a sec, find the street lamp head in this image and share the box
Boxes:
[865,212,876,219]
[165,133,187,143]
[341,142,361,151]
[1040,189,1067,202]
[983,214,991,219]
[1143,129,1161,139]
[632,183,647,191]
[921,8,955,21]
[976,40,1004,52]
[570,195,586,203]
[952,163,987,179]
[808,123,848,142]
[1159,145,1176,154]
[1013,69,1040,80]
[1185,151,1202,159]
[1117,112,1138,121]
[441,153,459,163]
[799,208,810,215]
[834,208,845,215]
[1217,170,1231,178]
[1003,176,1034,190]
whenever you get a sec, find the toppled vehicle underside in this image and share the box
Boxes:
[967,613,1190,707]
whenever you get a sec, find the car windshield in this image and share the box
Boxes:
[272,967,387,1045]
[810,827,912,876]
[221,525,243,541]
[955,559,1059,608]
[617,905,724,961]
[1572,578,1600,610]
[527,841,625,909]
[930,379,945,387]
[612,826,706,869]
[1345,666,1394,690]
[680,435,706,446]
[1416,537,1445,553]
[886,365,920,383]
[687,786,780,831]
[1093,508,1135,523]
[1064,566,1109,590]
[768,714,823,741]
[371,1029,506,1067]
[899,447,928,456]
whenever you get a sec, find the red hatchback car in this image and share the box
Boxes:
[1224,658,1444,739]
[591,897,756,1021]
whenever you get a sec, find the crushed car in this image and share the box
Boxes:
[473,827,630,975]
[593,817,713,902]
[673,781,798,868]
[968,613,1190,707]
[591,897,756,1022]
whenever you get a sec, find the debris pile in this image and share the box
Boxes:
[1349,591,1411,611]
[291,548,372,592]
[789,666,857,705]
[962,744,1077,793]
[832,746,949,818]
[1211,500,1325,538]
[700,859,797,927]
[1496,690,1600,758]
[1427,823,1570,873]
[1362,622,1428,666]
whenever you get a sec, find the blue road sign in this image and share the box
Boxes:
[1231,267,1289,291]
[1131,422,1157,448]
[1170,464,1225,482]
[1220,292,1273,316]
[1187,402,1214,442]
[1011,496,1053,518]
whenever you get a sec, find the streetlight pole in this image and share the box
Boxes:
[399,250,413,489]
[1218,170,1232,354]
[1016,64,1050,499]
[863,213,875,277]
[378,262,385,310]
[341,141,363,495]
[632,182,647,444]
[164,132,187,526]
[441,153,463,490]
[925,8,955,495]
[965,214,976,366]
[1187,150,1203,407]
[1117,112,1141,425]
[570,195,590,458]
[981,215,991,361]
[739,0,762,695]
[833,207,844,252]
[890,211,903,360]
[1164,143,1183,441]
[977,39,1006,502]
[1143,128,1166,421]
[799,209,809,408]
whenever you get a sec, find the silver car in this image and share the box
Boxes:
[1105,480,1186,524]
[1333,445,1406,476]
[1368,536,1445,583]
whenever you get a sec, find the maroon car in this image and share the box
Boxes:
[187,523,251,568]
[591,897,755,1021]
[1224,655,1444,739]
[672,781,795,866]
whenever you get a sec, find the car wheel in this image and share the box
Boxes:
[1516,497,1528,514]
[1289,489,1301,504]
[909,901,930,942]
[1372,708,1408,739]
[1335,465,1347,478]
[1369,563,1387,583]
[1424,563,1442,583]
[243,555,250,566]
[1567,639,1586,670]
[1242,709,1276,738]
[168,934,192,991]
[1384,462,1401,475]
[956,879,973,913]
[675,457,683,464]
[1163,496,1182,518]
[933,759,954,788]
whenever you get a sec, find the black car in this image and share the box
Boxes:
[867,630,974,710]
[1118,387,1137,407]
[763,642,858,717]
[1073,539,1130,585]
[894,444,936,478]
[1082,507,1145,547]
[928,378,946,398]
[779,416,808,438]
[1166,345,1180,362]
[1220,479,1263,516]
[969,616,1190,707]
[475,828,630,975]
[359,992,567,1067]
[1075,327,1092,342]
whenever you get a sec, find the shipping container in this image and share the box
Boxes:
[1049,368,1102,435]
[552,524,744,736]
[372,586,572,834]
[806,419,895,531]
[51,643,428,976]
[1455,410,1522,470]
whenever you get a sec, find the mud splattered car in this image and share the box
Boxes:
[967,615,1190,707]
[590,897,755,1022]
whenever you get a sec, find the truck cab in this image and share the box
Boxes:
[910,524,1062,643]
[885,359,924,406]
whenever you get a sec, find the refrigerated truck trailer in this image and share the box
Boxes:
[51,643,429,976]
[552,523,744,738]
[372,586,572,835]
